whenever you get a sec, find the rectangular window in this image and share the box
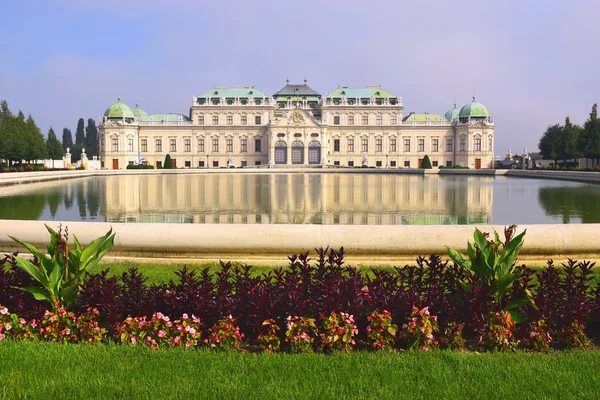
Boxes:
[390,160,396,167]
[460,138,467,151]
[255,139,262,152]
[333,139,340,152]
[185,160,191,168]
[156,161,162,168]
[199,139,205,152]
[227,115,233,125]
[170,139,176,152]
[155,138,162,153]
[241,160,247,167]
[112,138,118,152]
[184,139,191,152]
[489,138,492,151]
[241,115,247,125]
[226,139,233,152]
[198,115,204,125]
[212,139,219,152]
[432,160,439,167]
[213,160,219,167]
[255,115,261,125]
[404,160,410,167]
[348,160,354,167]
[240,139,247,152]
[390,139,397,152]
[141,139,147,152]
[432,139,439,152]
[199,160,205,167]
[348,115,354,125]
[362,115,368,125]
[333,160,340,166]
[376,138,382,152]
[404,139,410,152]
[376,115,382,125]
[334,115,340,125]
[362,138,368,152]
[127,138,134,152]
[347,138,354,152]
[376,160,382,167]
[475,138,481,151]
[212,115,219,125]
[391,115,397,125]
[418,139,424,152]
[446,160,453,167]
[446,139,453,152]
[255,160,261,166]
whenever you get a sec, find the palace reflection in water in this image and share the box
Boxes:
[4,173,600,225]
[100,174,492,225]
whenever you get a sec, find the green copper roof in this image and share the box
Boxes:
[459,97,489,119]
[198,86,266,99]
[104,98,134,119]
[274,82,321,98]
[326,86,396,99]
[444,104,459,121]
[133,104,149,121]
[402,113,446,122]
[149,113,191,122]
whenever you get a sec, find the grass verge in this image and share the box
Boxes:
[0,342,599,399]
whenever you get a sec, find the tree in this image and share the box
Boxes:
[0,100,13,119]
[539,124,562,166]
[25,114,47,161]
[556,116,581,163]
[421,155,433,169]
[62,128,73,150]
[164,154,172,169]
[46,127,65,160]
[579,104,600,165]
[85,118,99,157]
[75,118,85,145]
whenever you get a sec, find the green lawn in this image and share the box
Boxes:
[0,342,599,399]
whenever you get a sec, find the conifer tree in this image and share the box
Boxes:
[421,155,433,169]
[62,127,73,150]
[75,118,85,145]
[85,118,99,157]
[25,114,47,161]
[579,104,600,165]
[164,154,172,169]
[46,127,64,159]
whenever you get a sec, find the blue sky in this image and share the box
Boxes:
[1,0,599,155]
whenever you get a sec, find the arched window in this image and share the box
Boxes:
[275,140,287,164]
[308,140,321,164]
[292,140,304,164]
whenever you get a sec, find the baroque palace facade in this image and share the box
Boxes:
[99,80,495,169]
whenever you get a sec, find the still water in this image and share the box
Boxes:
[0,173,599,225]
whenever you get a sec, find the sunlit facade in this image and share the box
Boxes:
[99,81,495,169]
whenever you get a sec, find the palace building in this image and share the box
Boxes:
[99,80,495,169]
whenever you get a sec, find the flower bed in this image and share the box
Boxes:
[1,247,599,352]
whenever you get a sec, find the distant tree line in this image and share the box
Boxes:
[539,104,600,165]
[0,99,99,166]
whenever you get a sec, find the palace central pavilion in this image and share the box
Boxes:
[99,80,495,169]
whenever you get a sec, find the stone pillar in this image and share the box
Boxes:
[64,148,72,169]
[320,131,327,166]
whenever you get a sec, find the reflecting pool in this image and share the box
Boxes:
[0,173,599,225]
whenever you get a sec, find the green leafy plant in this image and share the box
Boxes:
[440,321,465,351]
[421,155,433,169]
[9,224,115,309]
[484,311,519,351]
[285,316,318,353]
[526,319,552,353]
[561,320,590,350]
[399,306,439,351]
[320,312,358,352]
[447,225,533,321]
[258,319,281,353]
[205,315,244,351]
[366,310,397,351]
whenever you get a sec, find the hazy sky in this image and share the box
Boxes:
[1,0,599,155]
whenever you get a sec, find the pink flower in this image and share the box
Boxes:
[131,337,137,345]
[0,307,8,315]
[158,330,166,338]
[402,324,408,329]
[423,346,429,352]
[5,323,11,331]
[182,313,189,320]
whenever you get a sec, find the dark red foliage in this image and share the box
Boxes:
[0,254,49,319]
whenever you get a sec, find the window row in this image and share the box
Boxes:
[197,115,262,125]
[332,160,453,168]
[329,137,488,153]
[136,138,262,153]
[332,114,398,126]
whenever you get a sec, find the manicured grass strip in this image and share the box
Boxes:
[1,342,599,399]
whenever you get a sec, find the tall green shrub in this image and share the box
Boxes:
[421,155,433,169]
[164,154,172,169]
